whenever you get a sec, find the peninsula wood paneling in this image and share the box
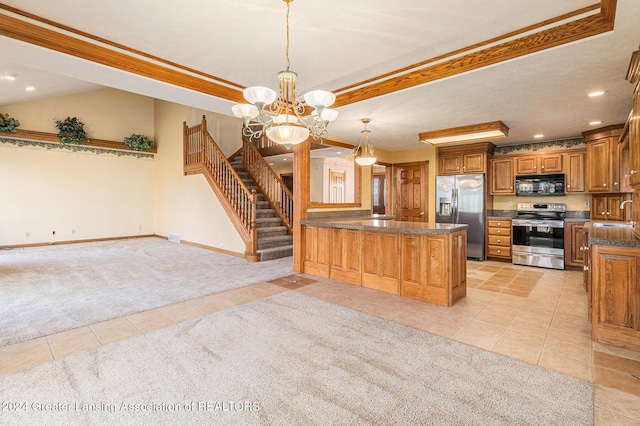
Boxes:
[329,228,361,285]
[362,231,400,294]
[302,226,330,277]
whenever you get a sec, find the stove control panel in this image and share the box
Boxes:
[517,203,566,212]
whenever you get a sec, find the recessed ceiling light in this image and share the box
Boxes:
[25,86,35,91]
[588,91,605,97]
[1,74,16,81]
[269,162,274,166]
[282,158,287,161]
[589,120,602,125]
[534,134,544,139]
[336,151,342,155]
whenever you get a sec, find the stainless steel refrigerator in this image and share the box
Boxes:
[435,174,486,260]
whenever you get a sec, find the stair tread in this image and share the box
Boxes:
[258,234,293,242]
[258,245,293,254]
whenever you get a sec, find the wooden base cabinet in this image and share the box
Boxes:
[486,219,512,261]
[400,233,467,307]
[302,224,467,306]
[591,244,640,351]
[564,222,588,267]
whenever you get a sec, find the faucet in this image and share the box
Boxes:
[620,200,634,225]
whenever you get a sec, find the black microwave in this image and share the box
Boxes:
[515,174,565,196]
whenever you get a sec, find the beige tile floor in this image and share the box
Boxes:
[1,261,639,424]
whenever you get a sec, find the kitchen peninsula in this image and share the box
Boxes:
[300,218,467,306]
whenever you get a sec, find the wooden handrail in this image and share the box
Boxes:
[184,116,258,258]
[242,134,294,233]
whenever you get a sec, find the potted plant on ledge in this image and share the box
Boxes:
[0,113,20,133]
[55,116,88,145]
[123,133,154,151]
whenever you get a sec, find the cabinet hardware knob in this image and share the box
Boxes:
[497,250,501,253]
[510,186,513,189]
[604,183,607,186]
[497,222,501,226]
[541,166,545,169]
[497,239,501,243]
[614,182,618,185]
[567,185,571,188]
[497,230,501,234]
[606,212,611,215]
[579,246,584,251]
[625,174,630,178]
[584,246,589,251]
[583,266,589,271]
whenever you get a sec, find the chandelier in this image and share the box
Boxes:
[231,0,338,145]
[353,118,376,166]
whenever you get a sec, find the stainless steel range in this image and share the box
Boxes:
[512,203,566,270]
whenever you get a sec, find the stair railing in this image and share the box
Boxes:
[242,134,294,233]
[184,116,258,257]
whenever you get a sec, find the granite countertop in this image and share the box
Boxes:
[486,216,514,221]
[301,218,468,235]
[565,218,590,223]
[584,222,640,248]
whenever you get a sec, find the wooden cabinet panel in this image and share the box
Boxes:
[516,156,537,174]
[566,151,586,193]
[439,155,461,175]
[329,228,361,284]
[516,153,563,174]
[400,234,425,288]
[591,245,640,350]
[564,222,587,267]
[463,153,485,173]
[540,153,563,173]
[302,226,330,276]
[586,138,613,192]
[490,158,514,194]
[437,142,494,175]
[591,194,628,221]
[486,219,512,261]
[362,231,399,294]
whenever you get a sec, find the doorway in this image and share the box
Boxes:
[372,166,387,214]
[394,161,428,222]
[329,170,346,203]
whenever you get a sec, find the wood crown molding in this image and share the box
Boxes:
[0,2,617,108]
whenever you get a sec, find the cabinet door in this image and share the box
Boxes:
[462,152,485,174]
[607,195,626,221]
[439,155,461,175]
[565,151,586,193]
[591,195,609,220]
[516,156,538,174]
[619,138,633,193]
[540,153,563,173]
[490,158,514,194]
[630,93,640,186]
[564,222,586,267]
[593,246,639,331]
[586,138,612,192]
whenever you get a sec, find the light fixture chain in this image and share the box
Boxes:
[285,0,291,71]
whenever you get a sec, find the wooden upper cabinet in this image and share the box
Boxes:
[439,154,462,175]
[515,153,563,174]
[565,151,586,193]
[583,125,623,193]
[437,142,495,175]
[626,48,640,187]
[490,157,514,194]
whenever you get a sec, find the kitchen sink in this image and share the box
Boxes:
[592,221,634,228]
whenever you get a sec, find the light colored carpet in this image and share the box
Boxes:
[0,237,292,347]
[0,291,593,425]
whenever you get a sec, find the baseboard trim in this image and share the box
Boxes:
[0,234,155,249]
[153,234,246,259]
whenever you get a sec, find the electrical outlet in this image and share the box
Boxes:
[139,226,142,230]
[508,201,513,207]
[52,231,56,236]
[219,243,224,248]
[72,229,76,235]
[584,201,590,208]
[25,232,30,237]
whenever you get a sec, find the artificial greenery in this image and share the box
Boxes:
[0,113,20,133]
[123,133,154,151]
[55,116,88,145]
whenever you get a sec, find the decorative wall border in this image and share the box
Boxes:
[494,137,586,155]
[0,136,155,159]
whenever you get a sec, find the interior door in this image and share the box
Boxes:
[372,173,386,214]
[330,170,345,203]
[395,162,428,222]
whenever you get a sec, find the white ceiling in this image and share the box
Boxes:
[0,0,639,151]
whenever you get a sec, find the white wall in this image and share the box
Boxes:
[153,100,246,253]
[0,88,156,246]
[0,145,155,245]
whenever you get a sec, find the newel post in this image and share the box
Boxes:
[246,189,260,262]
[200,115,207,165]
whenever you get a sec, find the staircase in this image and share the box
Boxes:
[229,155,293,260]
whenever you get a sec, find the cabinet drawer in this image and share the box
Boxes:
[487,220,511,228]
[488,245,511,258]
[487,227,512,236]
[488,235,511,246]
